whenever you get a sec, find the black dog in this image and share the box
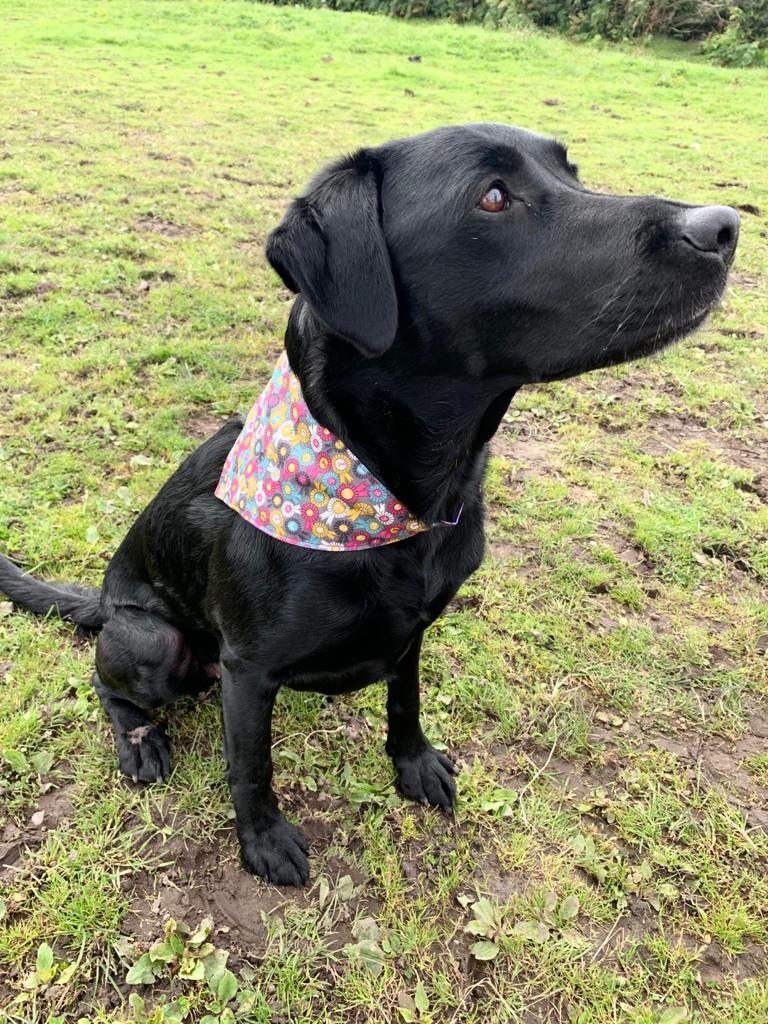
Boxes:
[0,124,738,886]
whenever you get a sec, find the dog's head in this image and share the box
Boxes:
[266,123,738,384]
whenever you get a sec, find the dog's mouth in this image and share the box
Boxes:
[650,293,721,344]
[537,291,721,383]
[649,302,712,344]
[598,268,728,366]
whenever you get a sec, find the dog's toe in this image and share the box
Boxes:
[117,724,172,784]
[239,816,310,887]
[394,747,457,811]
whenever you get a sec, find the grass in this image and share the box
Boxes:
[0,1,767,1021]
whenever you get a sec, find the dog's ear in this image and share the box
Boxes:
[266,153,397,358]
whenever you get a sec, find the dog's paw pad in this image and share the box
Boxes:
[239,817,310,887]
[117,724,172,783]
[394,747,457,811]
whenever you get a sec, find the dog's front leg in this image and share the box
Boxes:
[385,633,457,811]
[220,653,309,886]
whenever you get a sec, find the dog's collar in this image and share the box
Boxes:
[215,353,461,552]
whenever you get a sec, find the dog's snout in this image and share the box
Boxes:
[680,205,740,262]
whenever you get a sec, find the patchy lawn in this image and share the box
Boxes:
[1,2,767,1021]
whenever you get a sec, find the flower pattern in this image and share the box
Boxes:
[215,352,431,551]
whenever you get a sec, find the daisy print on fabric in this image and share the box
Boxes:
[215,353,432,552]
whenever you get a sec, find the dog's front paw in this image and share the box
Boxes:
[239,816,310,887]
[393,747,457,811]
[116,724,172,783]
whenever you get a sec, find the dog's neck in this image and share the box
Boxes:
[284,301,518,524]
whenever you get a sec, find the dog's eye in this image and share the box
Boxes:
[479,186,508,213]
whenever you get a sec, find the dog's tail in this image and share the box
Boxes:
[0,554,104,632]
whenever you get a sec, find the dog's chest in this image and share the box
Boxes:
[279,525,482,694]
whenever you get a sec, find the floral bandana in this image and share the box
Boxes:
[215,353,445,552]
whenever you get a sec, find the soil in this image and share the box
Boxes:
[135,214,193,237]
[119,798,379,962]
[184,409,230,440]
[4,364,767,1020]
[0,784,76,879]
[483,395,768,999]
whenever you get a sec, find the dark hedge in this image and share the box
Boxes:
[263,0,767,65]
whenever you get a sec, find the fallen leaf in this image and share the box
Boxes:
[397,990,416,1012]
[560,894,580,921]
[352,916,380,943]
[470,940,499,960]
[414,980,429,1012]
[658,1009,688,1024]
[336,874,355,901]
[513,919,549,943]
[317,876,330,909]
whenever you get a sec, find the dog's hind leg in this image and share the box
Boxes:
[386,633,458,811]
[93,608,196,783]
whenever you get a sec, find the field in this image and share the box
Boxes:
[1,1,767,1021]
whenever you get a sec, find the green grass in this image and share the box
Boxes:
[1,1,767,1022]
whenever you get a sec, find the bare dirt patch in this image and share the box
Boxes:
[718,326,765,341]
[0,783,76,878]
[135,214,193,238]
[490,432,562,479]
[460,739,768,993]
[121,835,282,951]
[640,414,765,478]
[184,409,230,441]
[580,697,768,834]
[120,804,378,959]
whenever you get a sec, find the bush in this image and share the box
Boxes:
[263,0,767,65]
[520,1,729,41]
[700,2,768,63]
[511,0,766,63]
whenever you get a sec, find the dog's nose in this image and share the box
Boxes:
[680,205,740,262]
